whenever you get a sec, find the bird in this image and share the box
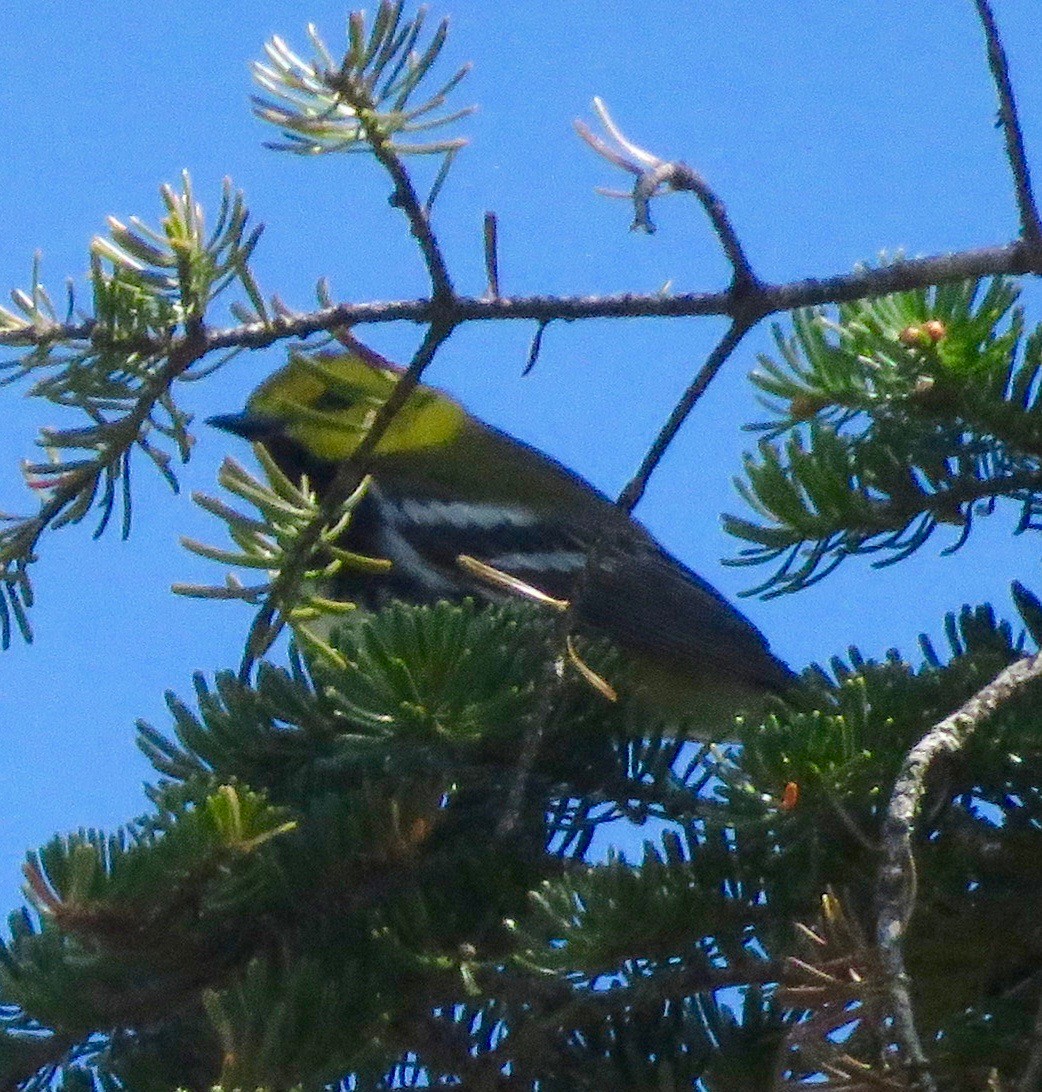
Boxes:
[208,335,794,732]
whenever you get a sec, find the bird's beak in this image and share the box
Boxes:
[206,411,282,441]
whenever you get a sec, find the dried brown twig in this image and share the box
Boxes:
[776,893,896,1091]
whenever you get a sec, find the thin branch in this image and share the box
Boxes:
[577,100,758,289]
[296,45,458,307]
[531,957,787,1032]
[6,240,1041,359]
[636,160,759,292]
[476,955,787,1064]
[875,652,1042,1090]
[973,0,1042,244]
[362,102,456,305]
[824,789,880,855]
[483,211,500,299]
[617,319,752,514]
[13,228,1022,616]
[522,319,550,376]
[495,656,565,837]
[236,65,462,676]
[3,325,208,565]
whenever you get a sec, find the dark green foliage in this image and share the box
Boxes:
[0,601,707,1088]
[6,591,1042,1089]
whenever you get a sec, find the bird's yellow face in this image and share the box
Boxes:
[248,351,467,464]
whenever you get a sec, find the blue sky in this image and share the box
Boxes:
[1,1,1040,903]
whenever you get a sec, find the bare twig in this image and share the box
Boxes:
[973,0,1042,244]
[364,114,456,306]
[521,319,550,376]
[545,956,786,1019]
[875,652,1042,1090]
[636,160,759,291]
[483,211,500,299]
[824,789,880,855]
[617,318,752,514]
[775,892,898,1090]
[478,952,787,1080]
[495,657,565,837]
[577,99,758,290]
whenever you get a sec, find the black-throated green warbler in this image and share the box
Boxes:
[209,337,793,728]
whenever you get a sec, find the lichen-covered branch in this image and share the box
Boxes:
[875,652,1042,1089]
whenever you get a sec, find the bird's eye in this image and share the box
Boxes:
[313,390,359,414]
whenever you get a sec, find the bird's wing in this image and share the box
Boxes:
[359,484,789,692]
[367,487,589,603]
[574,533,792,692]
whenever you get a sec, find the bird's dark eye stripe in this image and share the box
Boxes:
[314,390,359,413]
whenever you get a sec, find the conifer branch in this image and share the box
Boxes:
[233,8,468,672]
[726,278,1042,594]
[7,4,1042,1084]
[251,6,465,302]
[875,651,1042,1089]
